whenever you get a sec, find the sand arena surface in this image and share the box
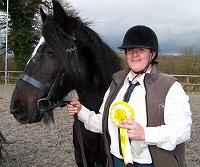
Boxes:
[0,85,199,167]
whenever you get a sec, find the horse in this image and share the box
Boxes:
[10,0,123,166]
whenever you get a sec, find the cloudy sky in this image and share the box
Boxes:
[67,0,200,54]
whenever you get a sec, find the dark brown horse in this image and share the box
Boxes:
[10,0,122,166]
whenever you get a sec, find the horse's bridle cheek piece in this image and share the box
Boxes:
[64,30,81,78]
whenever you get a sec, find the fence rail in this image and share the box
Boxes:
[0,71,23,84]
[172,75,200,91]
[0,71,200,91]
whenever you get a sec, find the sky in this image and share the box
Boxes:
[66,0,200,55]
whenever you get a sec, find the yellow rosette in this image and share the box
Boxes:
[110,101,134,126]
[109,101,134,165]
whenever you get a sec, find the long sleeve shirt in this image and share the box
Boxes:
[77,72,192,164]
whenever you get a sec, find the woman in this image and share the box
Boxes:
[66,25,192,167]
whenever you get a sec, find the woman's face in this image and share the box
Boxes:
[126,48,156,73]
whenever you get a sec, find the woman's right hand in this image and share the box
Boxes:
[66,101,82,116]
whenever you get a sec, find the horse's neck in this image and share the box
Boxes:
[77,82,108,112]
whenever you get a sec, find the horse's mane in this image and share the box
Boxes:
[42,9,122,90]
[75,19,122,82]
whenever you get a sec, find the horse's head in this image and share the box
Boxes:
[10,0,122,124]
[10,38,75,124]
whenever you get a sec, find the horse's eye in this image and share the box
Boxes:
[44,50,54,57]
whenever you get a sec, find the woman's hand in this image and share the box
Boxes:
[118,119,145,141]
[66,101,82,116]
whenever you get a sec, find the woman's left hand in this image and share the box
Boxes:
[118,119,145,141]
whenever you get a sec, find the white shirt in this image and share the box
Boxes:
[77,71,192,164]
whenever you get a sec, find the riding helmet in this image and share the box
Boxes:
[118,25,159,53]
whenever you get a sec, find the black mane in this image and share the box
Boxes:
[81,20,122,76]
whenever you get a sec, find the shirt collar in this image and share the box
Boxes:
[124,68,152,90]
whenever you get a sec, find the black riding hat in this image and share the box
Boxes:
[118,25,159,53]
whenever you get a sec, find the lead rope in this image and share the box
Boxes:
[66,90,88,167]
[74,115,88,167]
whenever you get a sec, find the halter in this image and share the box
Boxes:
[20,67,68,112]
[20,31,78,113]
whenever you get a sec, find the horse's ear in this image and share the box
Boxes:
[40,7,47,23]
[52,0,67,25]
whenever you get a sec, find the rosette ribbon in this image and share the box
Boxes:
[110,101,142,165]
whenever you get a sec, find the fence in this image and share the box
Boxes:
[0,71,22,84]
[172,75,200,91]
[0,71,200,91]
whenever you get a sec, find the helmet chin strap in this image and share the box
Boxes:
[130,52,156,80]
[132,64,150,74]
[131,60,153,80]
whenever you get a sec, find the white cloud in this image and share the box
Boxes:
[67,0,200,54]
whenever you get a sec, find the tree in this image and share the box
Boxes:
[0,0,76,70]
[0,0,7,11]
[7,0,42,70]
[0,1,7,55]
[0,12,6,53]
[0,0,42,70]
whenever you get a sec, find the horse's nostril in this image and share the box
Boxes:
[11,101,18,108]
[10,102,27,118]
[10,101,43,124]
[11,101,20,113]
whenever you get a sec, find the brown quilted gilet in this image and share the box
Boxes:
[102,66,186,167]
